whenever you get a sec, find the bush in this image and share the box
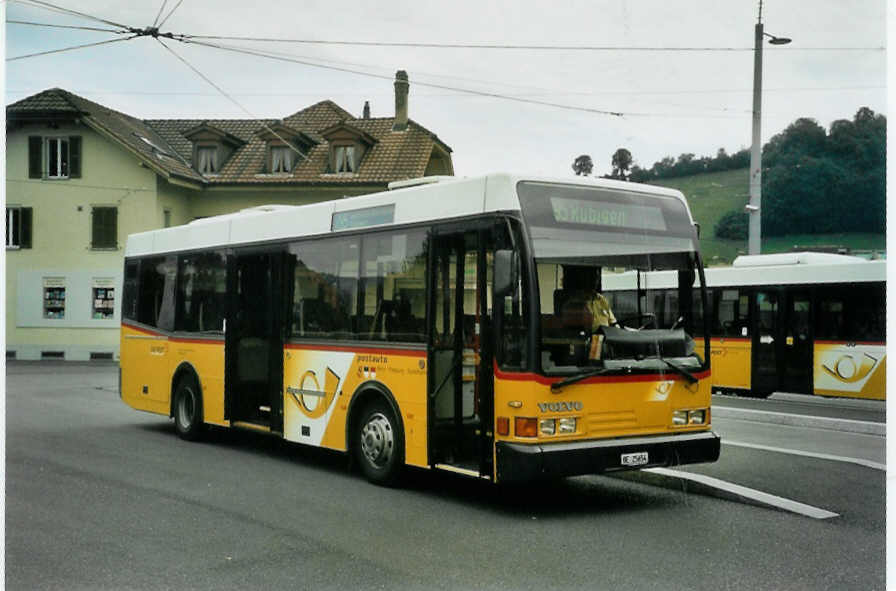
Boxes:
[714,209,748,240]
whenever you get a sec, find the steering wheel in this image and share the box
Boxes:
[616,312,657,330]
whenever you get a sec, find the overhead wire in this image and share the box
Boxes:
[13,0,131,29]
[155,38,312,161]
[7,35,139,61]
[157,0,186,29]
[179,34,884,52]
[151,0,170,28]
[5,19,125,33]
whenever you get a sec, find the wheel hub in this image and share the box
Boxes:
[360,413,394,467]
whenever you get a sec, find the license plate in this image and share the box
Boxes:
[621,452,649,467]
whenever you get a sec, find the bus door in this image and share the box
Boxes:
[225,249,288,432]
[781,290,812,394]
[428,228,494,476]
[752,289,780,396]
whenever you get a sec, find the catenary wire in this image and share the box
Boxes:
[157,0,186,29]
[7,35,139,61]
[155,38,312,161]
[179,34,884,52]
[13,0,131,29]
[151,0,170,28]
[5,19,125,33]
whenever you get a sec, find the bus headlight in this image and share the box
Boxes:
[672,410,688,425]
[689,409,707,425]
[539,418,556,435]
[558,417,577,433]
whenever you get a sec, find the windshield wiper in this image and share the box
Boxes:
[660,357,698,384]
[550,368,611,393]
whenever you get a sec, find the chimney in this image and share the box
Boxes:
[392,70,408,132]
[362,100,370,119]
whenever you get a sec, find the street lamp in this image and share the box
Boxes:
[746,3,791,255]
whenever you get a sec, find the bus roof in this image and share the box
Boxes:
[125,173,692,257]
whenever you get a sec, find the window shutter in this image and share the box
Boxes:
[69,137,82,178]
[28,137,42,178]
[91,208,100,248]
[109,207,118,247]
[21,208,32,249]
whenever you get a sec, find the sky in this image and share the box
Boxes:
[2,0,888,178]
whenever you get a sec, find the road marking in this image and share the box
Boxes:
[711,406,886,436]
[723,440,886,471]
[646,467,840,520]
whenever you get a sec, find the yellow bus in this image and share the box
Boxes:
[603,252,885,400]
[120,173,720,484]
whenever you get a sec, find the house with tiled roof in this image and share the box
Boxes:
[5,71,454,360]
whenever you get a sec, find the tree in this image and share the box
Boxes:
[611,148,633,180]
[572,154,593,176]
[714,209,749,240]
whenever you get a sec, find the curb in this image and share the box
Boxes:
[712,406,886,436]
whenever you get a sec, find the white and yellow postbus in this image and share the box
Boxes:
[603,252,885,400]
[120,173,720,484]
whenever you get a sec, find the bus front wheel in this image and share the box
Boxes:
[354,399,404,486]
[173,377,205,441]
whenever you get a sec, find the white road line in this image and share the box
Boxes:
[723,440,886,471]
[646,467,840,520]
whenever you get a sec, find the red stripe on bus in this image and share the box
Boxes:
[493,360,710,386]
[284,342,427,357]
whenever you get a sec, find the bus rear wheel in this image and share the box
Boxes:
[355,399,404,486]
[174,377,205,441]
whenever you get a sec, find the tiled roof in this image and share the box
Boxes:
[7,89,453,188]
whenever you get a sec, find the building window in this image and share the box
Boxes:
[29,136,81,179]
[92,281,115,319]
[6,207,32,249]
[91,207,118,249]
[196,146,219,174]
[333,145,356,173]
[270,145,295,173]
[43,278,66,319]
[163,209,172,228]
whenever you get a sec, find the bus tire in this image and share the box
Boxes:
[354,399,404,486]
[173,376,205,441]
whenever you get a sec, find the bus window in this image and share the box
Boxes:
[176,251,227,333]
[359,229,427,342]
[289,237,359,339]
[137,255,176,331]
[715,288,748,337]
[122,260,139,322]
[817,283,885,342]
[692,287,713,336]
[497,245,528,370]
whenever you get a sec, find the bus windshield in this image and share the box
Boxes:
[517,181,705,376]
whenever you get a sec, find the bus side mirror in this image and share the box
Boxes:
[494,249,518,298]
[693,222,701,238]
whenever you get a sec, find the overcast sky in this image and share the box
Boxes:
[3,0,887,178]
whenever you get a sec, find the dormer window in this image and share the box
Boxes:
[334,145,356,173]
[321,121,376,175]
[256,122,317,175]
[196,145,218,174]
[270,145,295,173]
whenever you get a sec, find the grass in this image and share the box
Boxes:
[644,169,886,264]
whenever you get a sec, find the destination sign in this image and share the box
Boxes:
[332,204,395,231]
[549,197,667,231]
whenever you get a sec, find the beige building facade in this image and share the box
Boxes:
[6,73,453,360]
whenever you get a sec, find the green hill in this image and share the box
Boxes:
[646,168,886,264]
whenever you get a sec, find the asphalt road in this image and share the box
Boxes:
[6,362,886,590]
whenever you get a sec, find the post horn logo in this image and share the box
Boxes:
[822,353,879,384]
[288,368,340,418]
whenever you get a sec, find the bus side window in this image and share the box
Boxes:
[175,251,227,333]
[122,260,139,322]
[359,229,426,343]
[137,255,176,331]
[715,289,747,337]
[289,237,360,339]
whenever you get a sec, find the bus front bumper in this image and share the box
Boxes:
[495,430,721,483]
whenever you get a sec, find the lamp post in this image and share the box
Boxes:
[747,2,791,255]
